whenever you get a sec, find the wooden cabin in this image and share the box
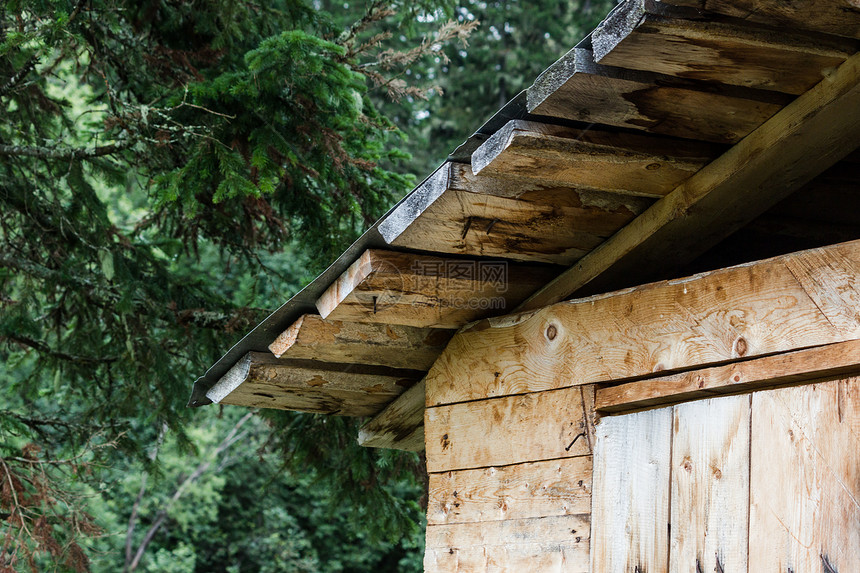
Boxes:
[193,0,860,570]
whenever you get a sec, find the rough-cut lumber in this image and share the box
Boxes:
[316,249,557,329]
[590,407,672,573]
[425,514,590,573]
[424,387,591,473]
[379,162,652,265]
[670,395,750,573]
[268,314,451,370]
[427,457,592,525]
[596,338,860,413]
[426,239,860,407]
[205,352,421,417]
[471,120,718,197]
[749,378,860,571]
[527,47,787,144]
[520,50,860,310]
[357,379,425,451]
[593,0,854,94]
[661,0,860,39]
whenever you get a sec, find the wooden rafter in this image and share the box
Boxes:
[268,314,451,371]
[527,47,788,144]
[316,249,557,329]
[357,378,426,451]
[519,50,860,311]
[205,352,422,417]
[379,162,653,265]
[471,120,720,197]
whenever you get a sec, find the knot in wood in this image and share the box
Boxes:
[735,336,748,356]
[546,324,558,341]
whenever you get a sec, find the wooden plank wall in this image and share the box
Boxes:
[424,384,596,572]
[591,378,860,572]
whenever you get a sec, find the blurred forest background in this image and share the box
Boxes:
[0,1,612,571]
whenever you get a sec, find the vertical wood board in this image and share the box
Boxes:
[670,395,751,573]
[749,378,860,572]
[590,407,673,573]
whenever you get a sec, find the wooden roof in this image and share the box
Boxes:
[194,0,860,448]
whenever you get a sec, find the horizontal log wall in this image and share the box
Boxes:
[423,384,596,572]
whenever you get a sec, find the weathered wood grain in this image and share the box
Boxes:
[427,240,860,407]
[749,378,860,572]
[527,47,787,144]
[427,456,592,525]
[590,407,672,573]
[520,51,860,309]
[670,395,751,573]
[206,352,421,417]
[425,514,590,573]
[593,0,854,94]
[268,314,452,370]
[596,338,860,413]
[424,387,591,472]
[358,378,425,451]
[316,249,557,329]
[380,162,652,265]
[471,120,719,197]
[661,0,860,39]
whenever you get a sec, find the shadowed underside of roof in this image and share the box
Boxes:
[191,0,860,450]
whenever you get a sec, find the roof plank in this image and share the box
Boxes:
[593,0,855,94]
[380,162,653,265]
[519,50,860,310]
[268,314,452,371]
[205,352,421,417]
[660,0,860,39]
[527,47,788,144]
[316,249,558,329]
[472,120,719,196]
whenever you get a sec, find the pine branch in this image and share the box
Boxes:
[0,333,118,365]
[0,0,88,97]
[125,413,254,572]
[0,141,134,161]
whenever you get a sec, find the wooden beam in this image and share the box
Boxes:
[593,0,854,94]
[316,249,558,329]
[379,162,653,265]
[661,0,860,39]
[527,47,788,144]
[424,386,591,472]
[425,239,860,407]
[471,120,719,197]
[357,378,425,451]
[268,314,451,371]
[596,338,860,413]
[520,51,860,311]
[205,352,422,417]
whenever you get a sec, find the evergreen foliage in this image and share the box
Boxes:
[1,0,609,570]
